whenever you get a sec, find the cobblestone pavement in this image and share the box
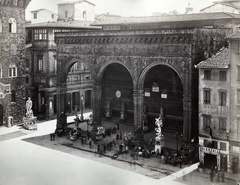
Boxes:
[1,112,239,185]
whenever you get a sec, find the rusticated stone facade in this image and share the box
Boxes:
[55,26,229,142]
[0,0,31,126]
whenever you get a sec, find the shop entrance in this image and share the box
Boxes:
[220,155,228,172]
[0,104,3,126]
[204,154,217,169]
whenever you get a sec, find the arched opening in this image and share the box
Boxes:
[0,104,3,126]
[143,65,183,133]
[8,18,16,33]
[65,61,92,115]
[101,63,133,124]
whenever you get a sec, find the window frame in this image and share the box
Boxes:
[204,70,211,80]
[37,55,43,73]
[9,64,17,78]
[219,118,227,132]
[33,12,37,19]
[219,91,227,106]
[219,70,227,81]
[203,114,211,131]
[8,18,17,33]
[203,89,211,104]
[34,29,47,41]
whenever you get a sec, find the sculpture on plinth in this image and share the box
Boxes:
[120,102,127,121]
[23,97,37,130]
[154,106,165,154]
[105,100,112,118]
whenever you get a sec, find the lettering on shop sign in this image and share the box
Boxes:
[203,147,220,155]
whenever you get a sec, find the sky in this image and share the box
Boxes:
[25,0,214,20]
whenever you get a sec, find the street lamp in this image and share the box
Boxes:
[174,132,183,155]
[80,95,84,121]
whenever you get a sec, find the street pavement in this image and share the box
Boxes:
[0,112,238,185]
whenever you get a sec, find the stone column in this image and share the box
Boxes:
[183,94,192,142]
[92,85,102,132]
[133,90,144,141]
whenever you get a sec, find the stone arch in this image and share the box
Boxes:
[138,61,184,90]
[96,60,134,86]
[65,58,81,72]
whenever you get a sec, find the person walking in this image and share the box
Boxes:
[210,168,214,182]
[220,169,224,182]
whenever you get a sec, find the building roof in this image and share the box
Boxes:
[25,21,101,29]
[92,12,240,26]
[227,31,240,39]
[58,0,95,6]
[196,48,229,69]
[30,9,57,15]
[201,0,240,11]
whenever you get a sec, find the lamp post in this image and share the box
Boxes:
[80,95,84,121]
[174,132,183,155]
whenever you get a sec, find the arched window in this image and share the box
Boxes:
[83,11,87,20]
[8,18,17,33]
[9,63,17,77]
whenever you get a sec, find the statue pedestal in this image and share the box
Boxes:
[23,116,37,130]
[120,111,126,121]
[154,135,165,154]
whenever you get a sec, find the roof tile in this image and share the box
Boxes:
[196,47,229,69]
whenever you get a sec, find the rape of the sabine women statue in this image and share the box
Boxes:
[120,102,126,120]
[154,106,164,154]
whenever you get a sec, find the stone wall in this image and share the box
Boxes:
[0,5,27,125]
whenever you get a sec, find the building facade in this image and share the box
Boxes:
[0,0,31,126]
[55,12,237,144]
[228,32,240,174]
[201,0,240,14]
[197,32,240,174]
[57,0,95,22]
[25,1,100,120]
[197,48,230,172]
[30,9,58,24]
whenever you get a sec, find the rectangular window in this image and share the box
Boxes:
[51,14,54,19]
[204,70,211,80]
[9,67,12,77]
[34,29,47,40]
[219,91,227,106]
[34,13,37,19]
[203,115,211,130]
[220,70,227,81]
[219,118,227,131]
[203,89,211,104]
[220,142,227,151]
[12,67,16,77]
[37,55,43,72]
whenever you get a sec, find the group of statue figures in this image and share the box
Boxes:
[155,106,164,139]
[23,97,37,127]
